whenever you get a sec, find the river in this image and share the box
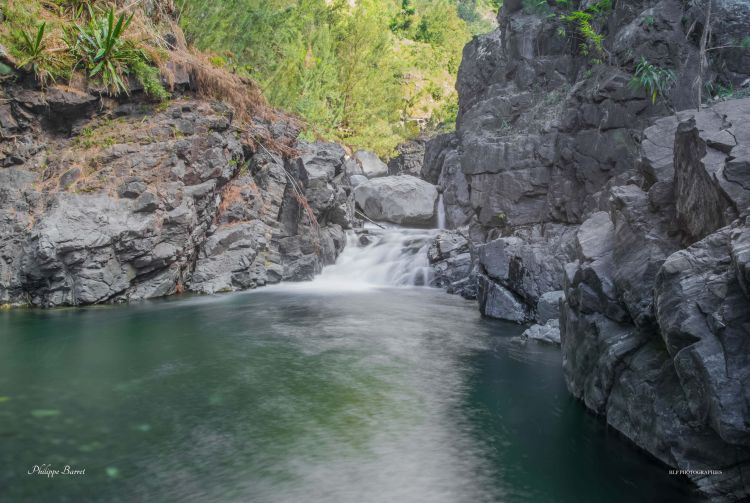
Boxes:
[0,228,701,502]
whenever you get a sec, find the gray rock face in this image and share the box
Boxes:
[655,227,750,447]
[536,290,563,324]
[354,175,437,226]
[521,319,560,345]
[0,97,353,306]
[349,174,368,187]
[427,230,477,299]
[436,142,473,229]
[353,150,388,178]
[422,133,456,184]
[476,224,577,321]
[685,0,750,86]
[560,101,750,500]
[388,138,425,177]
[478,274,527,323]
[294,141,354,229]
[732,219,750,297]
[671,100,750,243]
[428,0,750,499]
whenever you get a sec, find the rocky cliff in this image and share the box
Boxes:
[0,82,355,307]
[424,0,750,499]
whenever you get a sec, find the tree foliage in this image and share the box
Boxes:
[179,0,497,156]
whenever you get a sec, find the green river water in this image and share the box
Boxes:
[0,284,701,502]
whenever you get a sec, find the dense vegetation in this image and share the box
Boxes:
[179,0,499,156]
[0,0,170,97]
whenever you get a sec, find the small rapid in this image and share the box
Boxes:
[311,226,440,289]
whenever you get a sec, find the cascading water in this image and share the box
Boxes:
[437,193,446,230]
[311,225,440,289]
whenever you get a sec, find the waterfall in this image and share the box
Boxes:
[437,194,446,230]
[310,226,440,290]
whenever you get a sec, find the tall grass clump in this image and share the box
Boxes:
[69,8,166,97]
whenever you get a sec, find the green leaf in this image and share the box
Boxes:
[90,61,104,76]
[35,22,46,53]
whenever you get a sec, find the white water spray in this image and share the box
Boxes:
[437,194,446,230]
[311,226,440,290]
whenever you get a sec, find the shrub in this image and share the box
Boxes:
[628,57,675,104]
[69,8,166,98]
[561,11,604,57]
[559,1,612,60]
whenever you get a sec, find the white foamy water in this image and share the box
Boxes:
[310,226,439,290]
[437,193,446,230]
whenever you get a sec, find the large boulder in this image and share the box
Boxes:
[354,175,437,226]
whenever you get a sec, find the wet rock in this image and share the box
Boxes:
[521,319,560,345]
[428,230,477,299]
[478,273,528,322]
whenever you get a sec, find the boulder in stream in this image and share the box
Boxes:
[353,150,388,178]
[354,175,438,226]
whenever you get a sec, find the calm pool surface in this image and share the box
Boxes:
[0,287,701,502]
